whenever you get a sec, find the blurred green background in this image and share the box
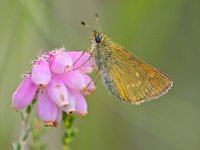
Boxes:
[1,0,200,149]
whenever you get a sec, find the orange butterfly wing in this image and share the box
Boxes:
[100,45,173,104]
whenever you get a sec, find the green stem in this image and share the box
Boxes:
[12,103,35,150]
[62,114,78,150]
[19,105,34,150]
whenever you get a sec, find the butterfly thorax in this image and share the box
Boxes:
[90,31,114,70]
[89,31,127,101]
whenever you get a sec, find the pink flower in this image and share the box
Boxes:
[12,48,95,126]
[31,58,51,89]
[47,77,69,108]
[12,74,37,110]
[37,90,58,126]
[68,51,94,73]
[50,52,72,73]
[81,73,95,96]
[60,70,86,90]
[62,89,76,114]
[74,91,88,116]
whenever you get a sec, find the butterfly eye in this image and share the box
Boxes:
[95,35,102,43]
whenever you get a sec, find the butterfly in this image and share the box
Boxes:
[81,16,173,105]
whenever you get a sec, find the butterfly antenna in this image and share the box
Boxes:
[95,13,102,32]
[81,21,95,32]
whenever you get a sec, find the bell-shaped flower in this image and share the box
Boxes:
[81,74,95,96]
[37,90,58,126]
[74,91,88,116]
[12,75,37,110]
[52,109,63,127]
[55,109,63,123]
[47,77,69,108]
[51,53,73,73]
[68,51,94,73]
[63,89,76,114]
[61,70,86,91]
[31,58,51,89]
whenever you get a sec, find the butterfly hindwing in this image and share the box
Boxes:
[101,44,172,104]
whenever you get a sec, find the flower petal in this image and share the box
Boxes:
[12,75,37,110]
[74,92,88,116]
[61,70,86,90]
[47,77,68,108]
[37,90,58,126]
[51,53,72,73]
[55,109,63,123]
[67,51,94,73]
[31,58,51,88]
[81,74,95,96]
[63,89,76,114]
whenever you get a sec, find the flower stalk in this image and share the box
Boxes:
[62,114,78,150]
[12,100,35,150]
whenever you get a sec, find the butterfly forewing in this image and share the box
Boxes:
[100,44,173,104]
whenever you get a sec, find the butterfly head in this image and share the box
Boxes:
[90,31,107,45]
[80,20,108,47]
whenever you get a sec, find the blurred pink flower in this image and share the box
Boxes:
[47,77,69,107]
[12,74,37,110]
[37,89,58,125]
[50,51,72,73]
[68,51,93,73]
[12,48,95,126]
[31,58,52,89]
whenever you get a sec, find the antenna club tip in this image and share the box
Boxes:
[81,21,86,25]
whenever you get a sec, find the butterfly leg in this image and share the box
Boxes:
[88,69,100,87]
[72,50,95,71]
[72,50,87,66]
[81,69,100,96]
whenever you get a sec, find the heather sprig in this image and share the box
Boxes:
[12,48,95,149]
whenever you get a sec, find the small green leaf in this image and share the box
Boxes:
[26,105,32,114]
[32,98,37,105]
[71,128,78,138]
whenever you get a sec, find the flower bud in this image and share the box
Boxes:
[12,75,37,110]
[47,77,68,108]
[51,53,72,73]
[61,70,86,90]
[55,109,63,123]
[68,51,94,73]
[81,74,95,96]
[74,91,88,116]
[31,58,51,88]
[37,90,58,126]
[63,89,76,114]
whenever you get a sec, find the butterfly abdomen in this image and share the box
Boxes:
[101,69,123,100]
